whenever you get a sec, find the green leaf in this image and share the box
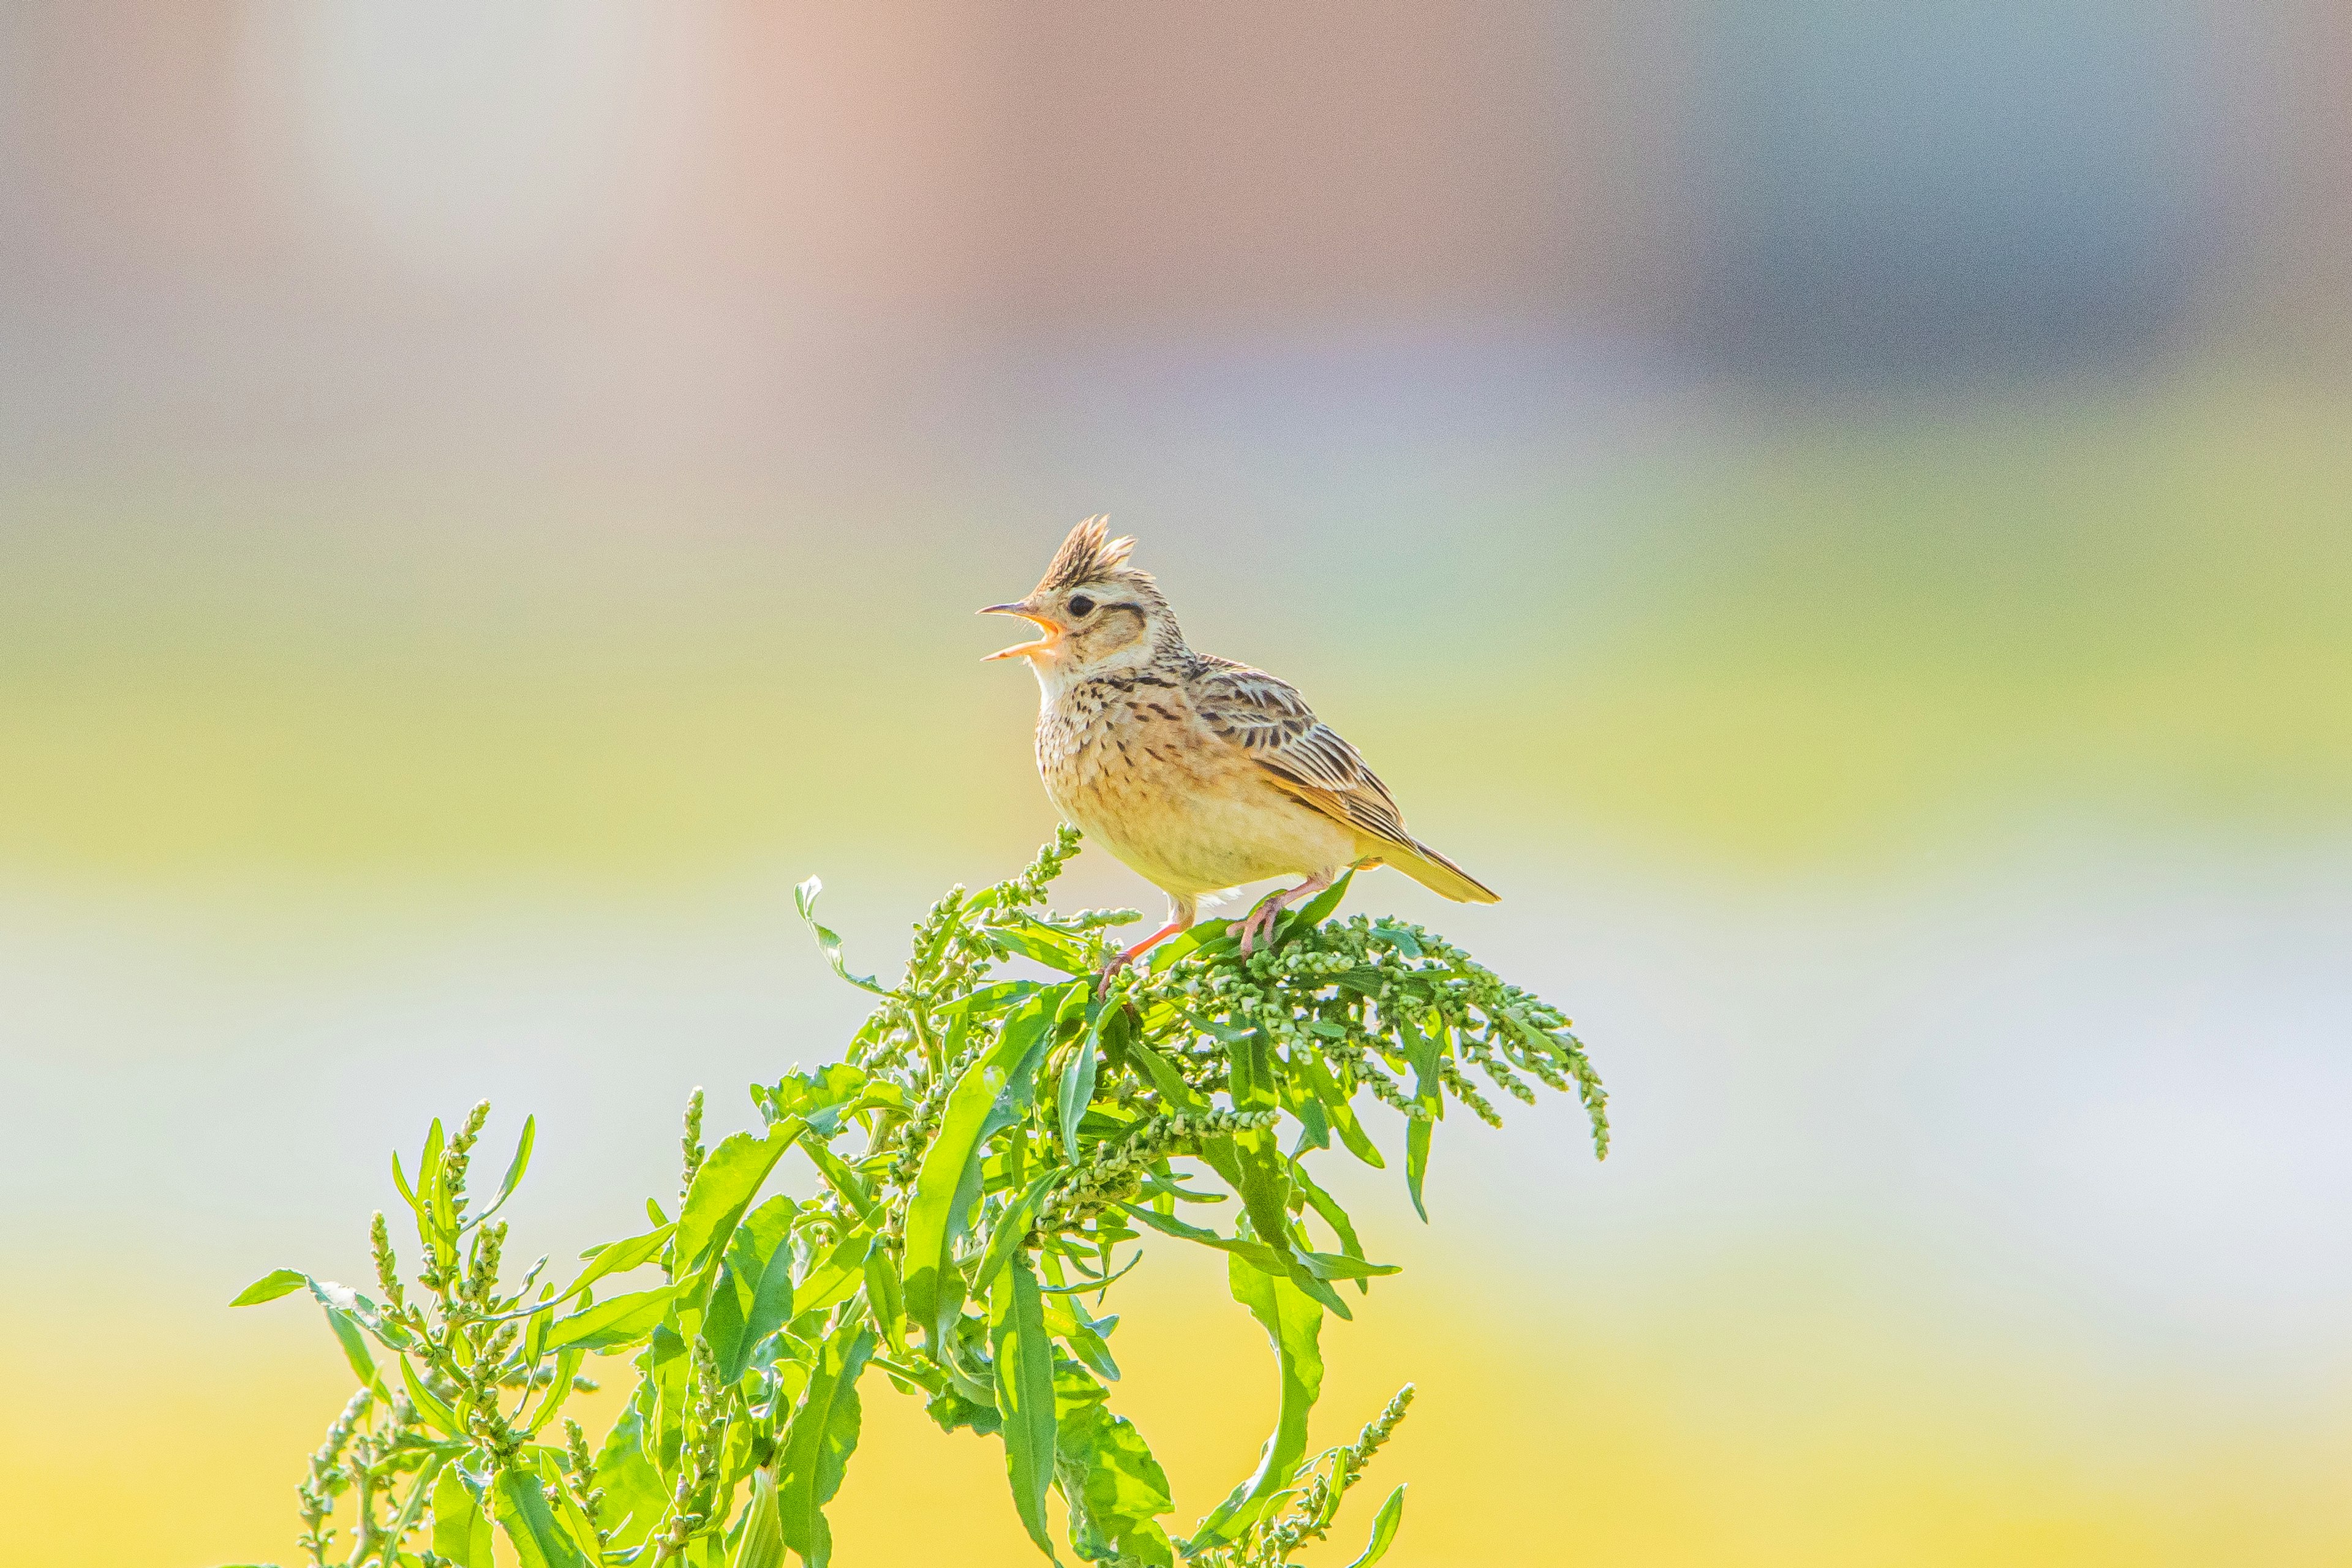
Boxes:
[1298,1053,1384,1169]
[592,1390,669,1550]
[1291,1164,1371,1294]
[1189,1255,1325,1547]
[1226,1131,1351,1319]
[1055,1376,1176,1567]
[730,1466,787,1568]
[794,1231,878,1321]
[862,1245,908,1355]
[399,1355,463,1438]
[494,1463,590,1568]
[431,1464,495,1568]
[390,1149,420,1214]
[541,1286,678,1353]
[972,1170,1061,1302]
[1343,1485,1407,1568]
[559,1223,677,1306]
[1393,1008,1444,1114]
[1058,1025,1100,1164]
[468,1115,535,1230]
[676,1118,807,1278]
[903,987,1066,1351]
[1289,868,1352,932]
[1124,1039,1205,1112]
[531,1446,603,1557]
[777,1322,876,1568]
[229,1269,307,1306]
[420,1118,449,1241]
[1404,1117,1433,1223]
[987,924,1096,976]
[991,1258,1060,1561]
[795,876,888,995]
[706,1226,796,1385]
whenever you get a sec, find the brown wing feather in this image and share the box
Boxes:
[1186,658,1415,846]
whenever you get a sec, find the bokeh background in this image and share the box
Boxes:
[5,4,2350,1563]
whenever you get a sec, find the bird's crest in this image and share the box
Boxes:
[1037,515,1140,592]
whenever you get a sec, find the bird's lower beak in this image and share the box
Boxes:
[978,603,1063,662]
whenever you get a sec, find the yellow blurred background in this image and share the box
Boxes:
[4,4,2350,1564]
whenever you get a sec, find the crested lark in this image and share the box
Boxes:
[982,517,1497,987]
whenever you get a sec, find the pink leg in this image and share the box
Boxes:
[1236,869,1335,957]
[1098,903,1196,994]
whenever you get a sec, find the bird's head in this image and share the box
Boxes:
[981,516,1183,684]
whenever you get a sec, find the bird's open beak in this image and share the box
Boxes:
[978,603,1063,662]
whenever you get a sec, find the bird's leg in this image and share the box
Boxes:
[1235,869,1335,957]
[1098,899,1196,995]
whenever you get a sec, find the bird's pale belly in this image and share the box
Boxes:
[1044,734,1356,897]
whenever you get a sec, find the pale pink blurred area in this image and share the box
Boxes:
[4,6,2351,1565]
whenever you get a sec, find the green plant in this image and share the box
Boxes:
[233,829,1605,1567]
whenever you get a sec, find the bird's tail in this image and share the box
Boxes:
[1370,837,1499,903]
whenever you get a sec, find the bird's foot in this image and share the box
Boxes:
[1235,871,1336,957]
[1098,914,1193,995]
[1234,897,1281,957]
[1095,949,1137,997]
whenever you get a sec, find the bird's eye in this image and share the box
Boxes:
[1068,595,1096,617]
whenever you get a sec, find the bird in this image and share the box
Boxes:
[981,516,1497,989]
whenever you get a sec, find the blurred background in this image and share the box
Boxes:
[4,2,2350,1563]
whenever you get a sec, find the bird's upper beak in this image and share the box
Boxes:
[978,601,1063,663]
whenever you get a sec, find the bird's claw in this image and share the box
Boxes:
[1235,897,1283,957]
[1096,951,1134,997]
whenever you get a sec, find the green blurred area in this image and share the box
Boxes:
[6,377,2345,884]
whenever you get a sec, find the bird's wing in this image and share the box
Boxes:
[1187,658,1415,848]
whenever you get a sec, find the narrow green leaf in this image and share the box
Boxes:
[1125,1039,1205,1112]
[730,1466,787,1568]
[1393,1008,1444,1114]
[420,1118,449,1241]
[1058,1027,1099,1163]
[494,1463,590,1568]
[1298,1053,1384,1169]
[229,1268,307,1306]
[390,1150,420,1213]
[795,876,888,994]
[862,1245,907,1356]
[703,1259,748,1382]
[541,1286,678,1354]
[467,1114,535,1229]
[558,1223,676,1307]
[1291,1164,1371,1294]
[794,1231,878,1320]
[1189,1256,1325,1547]
[802,1140,879,1225]
[971,1171,1061,1301]
[431,1464,495,1568]
[400,1355,463,1438]
[1226,1131,1351,1319]
[675,1118,807,1278]
[524,1347,587,1436]
[1288,868,1352,933]
[536,1446,605,1558]
[987,925,1095,975]
[776,1322,876,1568]
[903,987,1065,1351]
[1343,1485,1407,1568]
[990,1259,1059,1561]
[1404,1117,1433,1223]
[323,1306,383,1392]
